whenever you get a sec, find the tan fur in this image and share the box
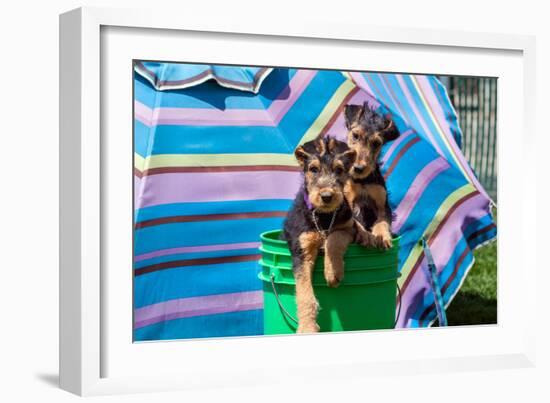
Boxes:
[316,139,326,156]
[347,127,384,179]
[295,231,323,333]
[344,182,392,248]
[365,184,392,248]
[308,188,343,213]
[327,137,337,152]
[332,160,345,172]
[324,229,353,288]
[294,146,310,168]
[352,217,381,247]
[344,180,359,208]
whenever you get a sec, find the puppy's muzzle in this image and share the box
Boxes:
[320,191,333,203]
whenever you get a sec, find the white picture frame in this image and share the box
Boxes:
[59,6,537,396]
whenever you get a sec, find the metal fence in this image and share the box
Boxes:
[441,77,498,201]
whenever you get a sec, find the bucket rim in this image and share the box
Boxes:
[260,229,401,252]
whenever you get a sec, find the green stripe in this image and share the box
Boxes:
[135,152,298,171]
[298,79,357,144]
[398,183,476,287]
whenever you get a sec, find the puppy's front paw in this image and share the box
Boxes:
[324,269,343,288]
[355,228,378,248]
[372,223,393,249]
[374,234,393,249]
[297,322,320,333]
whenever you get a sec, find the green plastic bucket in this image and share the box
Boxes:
[258,229,400,334]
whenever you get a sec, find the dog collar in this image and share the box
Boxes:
[311,205,340,241]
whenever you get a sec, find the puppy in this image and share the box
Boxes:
[343,103,400,249]
[283,136,356,333]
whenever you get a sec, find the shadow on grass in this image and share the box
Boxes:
[445,291,497,326]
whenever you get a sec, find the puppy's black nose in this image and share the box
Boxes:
[353,165,365,174]
[320,192,333,203]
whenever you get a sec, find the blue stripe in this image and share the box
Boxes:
[145,125,294,154]
[380,75,435,153]
[392,165,469,272]
[138,70,344,156]
[400,76,455,164]
[365,74,403,121]
[384,140,440,206]
[136,199,293,223]
[133,74,158,107]
[469,227,497,249]
[134,217,285,255]
[380,134,421,176]
[134,120,152,157]
[134,309,263,341]
[134,261,262,308]
[276,70,345,147]
[134,247,260,269]
[463,214,494,240]
[429,77,463,147]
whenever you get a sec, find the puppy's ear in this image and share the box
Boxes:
[381,117,400,142]
[344,104,365,130]
[294,145,311,168]
[338,149,357,171]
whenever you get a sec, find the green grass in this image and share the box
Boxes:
[444,209,497,326]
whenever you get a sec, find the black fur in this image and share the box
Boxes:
[283,188,353,271]
[283,136,355,274]
[344,103,401,243]
[350,168,394,233]
[345,102,400,142]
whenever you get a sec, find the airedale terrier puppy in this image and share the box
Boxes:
[283,136,357,333]
[343,103,401,249]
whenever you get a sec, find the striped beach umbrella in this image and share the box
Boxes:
[133,62,496,340]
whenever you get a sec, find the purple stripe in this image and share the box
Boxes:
[134,70,316,127]
[134,241,261,262]
[380,129,415,166]
[396,193,488,327]
[348,72,379,102]
[134,101,154,126]
[134,175,141,208]
[269,70,317,122]
[415,76,452,139]
[134,291,264,329]
[392,157,450,233]
[139,171,302,208]
[377,73,411,126]
[139,105,274,127]
[416,76,490,201]
[395,75,444,156]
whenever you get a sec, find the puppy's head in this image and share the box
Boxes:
[344,103,400,179]
[294,137,356,213]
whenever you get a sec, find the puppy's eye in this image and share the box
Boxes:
[371,138,382,148]
[309,166,319,174]
[334,167,344,175]
[352,132,360,141]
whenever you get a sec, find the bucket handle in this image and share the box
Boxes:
[270,274,298,325]
[269,274,403,329]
